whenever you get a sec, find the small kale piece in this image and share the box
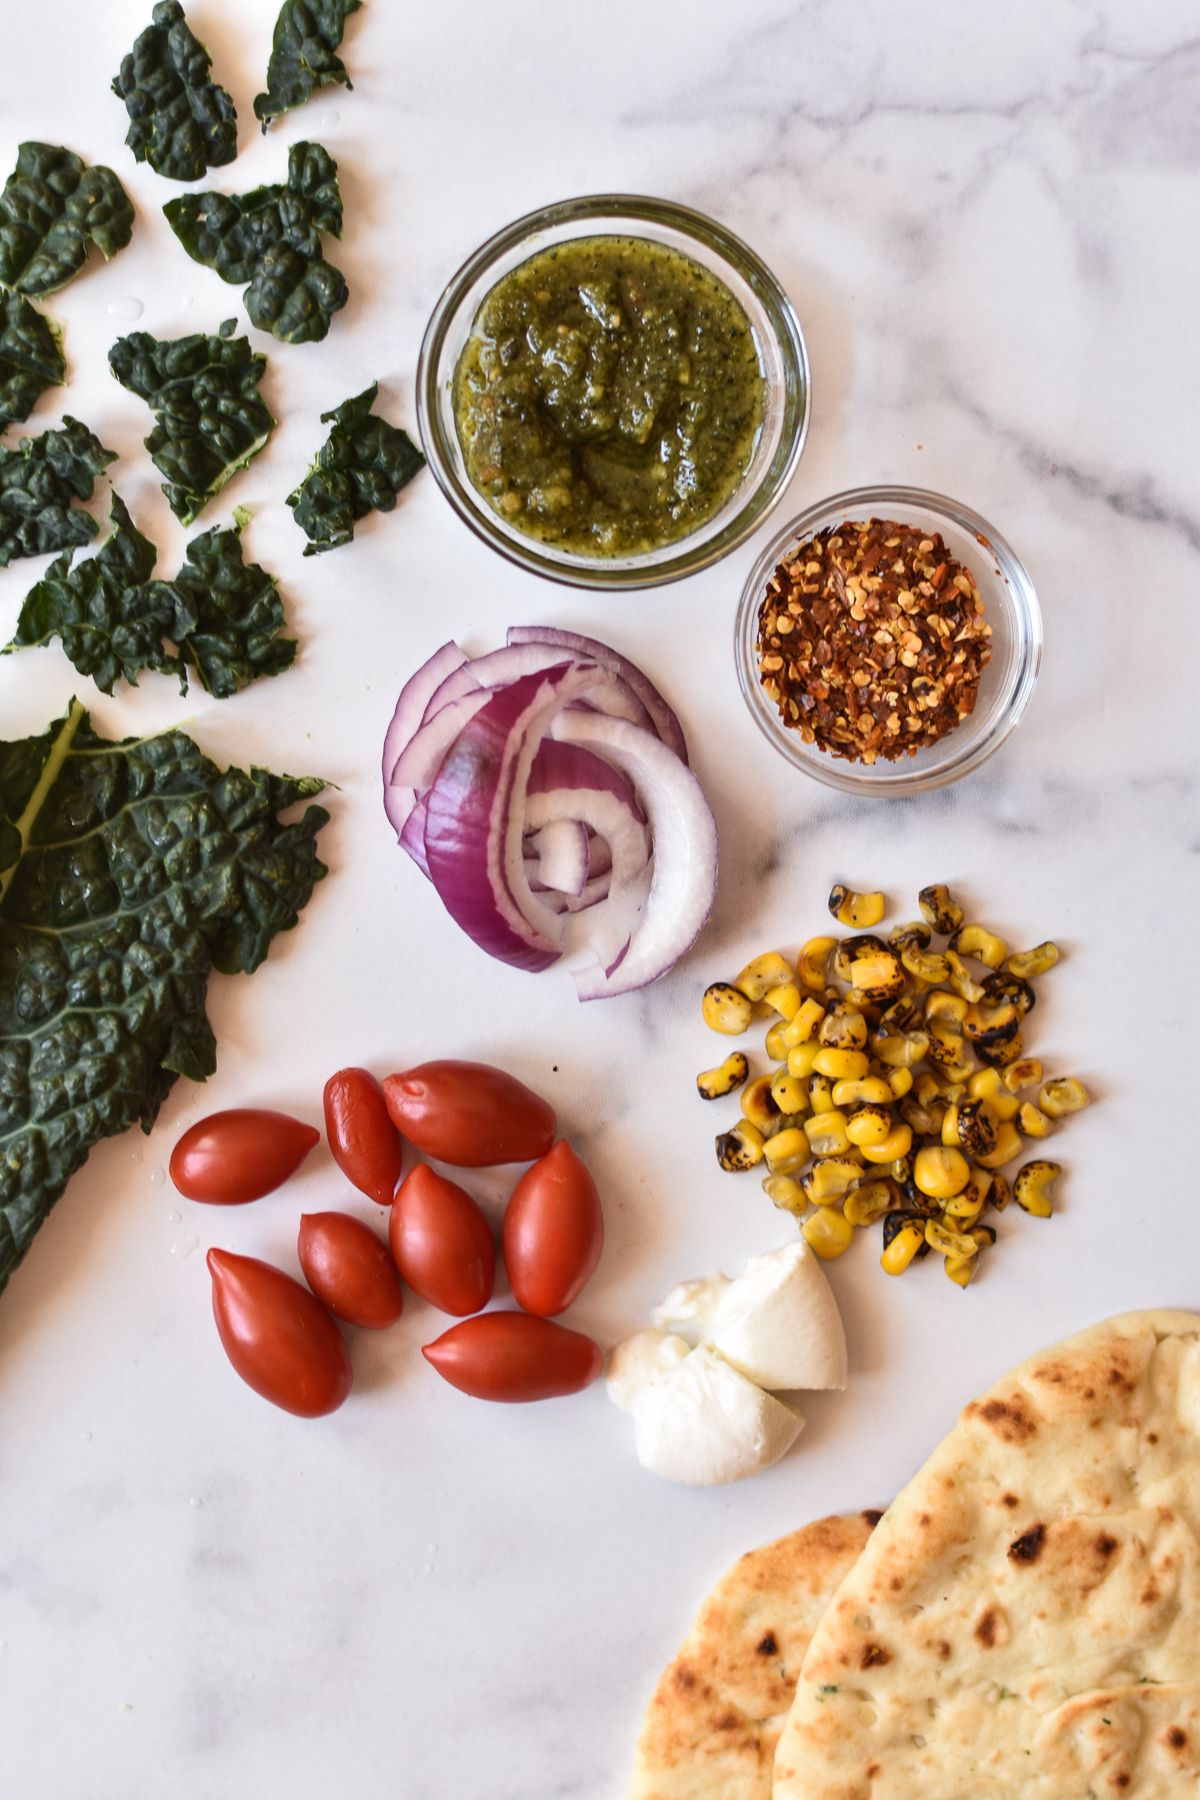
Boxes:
[0,292,64,432]
[108,323,275,525]
[0,700,328,1298]
[0,417,116,568]
[289,382,425,553]
[5,494,176,695]
[113,0,238,183]
[163,142,348,345]
[254,0,363,131]
[153,510,297,697]
[0,144,134,299]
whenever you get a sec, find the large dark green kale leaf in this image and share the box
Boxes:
[159,510,297,697]
[4,494,176,696]
[112,0,238,183]
[0,292,64,432]
[108,322,275,525]
[0,144,134,299]
[0,417,116,568]
[163,143,348,345]
[0,701,328,1297]
[254,0,363,131]
[289,382,425,554]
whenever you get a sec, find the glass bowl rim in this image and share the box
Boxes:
[733,483,1043,795]
[416,191,811,591]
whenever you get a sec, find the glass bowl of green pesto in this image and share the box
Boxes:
[417,194,810,589]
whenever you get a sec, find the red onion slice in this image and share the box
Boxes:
[382,639,468,834]
[507,625,688,764]
[390,690,493,793]
[528,819,589,896]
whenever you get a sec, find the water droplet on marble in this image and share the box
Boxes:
[81,1431,91,1443]
[171,1234,199,1258]
[189,1496,202,1508]
[130,1143,144,1164]
[167,1211,181,1225]
[149,1165,166,1187]
[106,297,144,320]
[317,109,340,126]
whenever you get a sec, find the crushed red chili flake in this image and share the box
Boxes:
[755,518,992,764]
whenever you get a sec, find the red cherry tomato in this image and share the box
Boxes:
[389,1164,495,1315]
[297,1213,403,1329]
[423,1312,602,1402]
[323,1067,402,1206]
[382,1060,555,1167]
[502,1140,604,1316]
[170,1110,320,1204]
[207,1249,352,1417]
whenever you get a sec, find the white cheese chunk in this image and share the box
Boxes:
[605,1328,690,1415]
[653,1242,847,1392]
[632,1347,804,1486]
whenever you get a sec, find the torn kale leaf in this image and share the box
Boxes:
[254,0,363,131]
[6,494,297,700]
[162,142,348,345]
[0,144,134,299]
[0,700,328,1298]
[0,417,116,568]
[0,292,64,432]
[108,324,275,525]
[113,0,238,183]
[288,382,425,554]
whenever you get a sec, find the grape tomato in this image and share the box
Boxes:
[323,1068,402,1205]
[171,1110,320,1204]
[502,1139,603,1316]
[207,1249,352,1417]
[423,1312,602,1402]
[382,1060,555,1167]
[389,1164,495,1316]
[298,1213,403,1329]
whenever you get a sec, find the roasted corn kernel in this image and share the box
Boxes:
[734,951,794,1001]
[974,1120,1023,1169]
[1002,1058,1042,1094]
[873,1028,931,1069]
[803,1205,856,1259]
[902,1093,945,1138]
[768,1068,808,1116]
[1014,1159,1060,1217]
[763,1126,810,1176]
[944,1164,990,1218]
[1017,1102,1053,1139]
[962,1000,1022,1047]
[807,1071,835,1112]
[845,1103,893,1147]
[919,884,963,935]
[925,1218,979,1259]
[797,935,838,992]
[888,1066,914,1098]
[812,1046,870,1082]
[819,1005,869,1051]
[762,1173,806,1216]
[828,885,885,928]
[927,1018,967,1068]
[703,983,754,1034]
[914,1145,971,1198]
[849,947,906,1004]
[716,1120,765,1170]
[968,1066,1020,1121]
[944,1252,978,1287]
[881,1220,926,1274]
[697,1052,750,1100]
[889,920,931,953]
[802,1157,865,1203]
[833,1076,894,1108]
[976,1029,1024,1070]
[765,1021,790,1061]
[787,1041,822,1081]
[945,950,986,1004]
[741,1074,782,1134]
[949,924,1007,970]
[890,922,951,983]
[764,981,802,1021]
[955,1099,998,1160]
[988,1172,1011,1212]
[783,997,826,1047]
[860,1121,914,1163]
[982,972,1036,1018]
[1007,941,1059,979]
[1039,1077,1090,1118]
[941,1103,961,1147]
[804,1109,852,1158]
[844,1179,895,1227]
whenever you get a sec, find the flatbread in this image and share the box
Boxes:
[628,1511,881,1800]
[774,1310,1200,1800]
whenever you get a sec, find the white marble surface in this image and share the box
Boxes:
[1,3,1198,1795]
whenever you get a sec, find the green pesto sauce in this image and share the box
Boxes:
[452,236,766,558]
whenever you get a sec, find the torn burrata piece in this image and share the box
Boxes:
[653,1242,847,1392]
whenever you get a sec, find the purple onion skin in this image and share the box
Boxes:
[507,625,688,764]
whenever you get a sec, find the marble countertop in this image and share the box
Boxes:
[2,3,1197,1795]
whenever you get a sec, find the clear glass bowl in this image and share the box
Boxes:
[734,487,1042,794]
[416,194,810,591]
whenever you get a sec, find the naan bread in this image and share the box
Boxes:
[774,1310,1200,1800]
[628,1511,880,1800]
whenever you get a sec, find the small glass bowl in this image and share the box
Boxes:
[734,487,1042,795]
[417,194,810,591]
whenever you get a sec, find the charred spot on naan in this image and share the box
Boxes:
[963,1390,1039,1442]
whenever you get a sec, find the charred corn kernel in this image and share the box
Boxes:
[733,951,794,1001]
[883,1154,912,1183]
[968,1066,1020,1121]
[828,884,885,928]
[988,1172,1011,1212]
[696,1052,750,1100]
[1014,1159,1060,1217]
[845,1179,895,1227]
[845,1104,893,1147]
[1003,1057,1043,1093]
[970,1223,997,1248]
[797,935,838,992]
[807,1071,835,1112]
[918,884,963,935]
[943,1185,986,1223]
[925,1218,979,1258]
[1039,1077,1090,1118]
[782,997,826,1047]
[860,1122,913,1163]
[762,1173,806,1216]
[889,919,931,952]
[803,1157,865,1203]
[833,1076,894,1108]
[765,1021,790,1061]
[940,1056,977,1084]
[963,1001,1021,1045]
[880,994,921,1031]
[764,981,802,1021]
[849,948,906,1004]
[926,990,968,1025]
[716,1121,764,1170]
[873,1028,930,1068]
[1007,941,1059,980]
[949,924,1008,970]
[941,1104,962,1147]
[703,982,753,1034]
[741,1074,782,1134]
[902,1094,945,1138]
[803,1205,855,1260]
[974,1120,1023,1169]
[881,1221,926,1274]
[770,1068,809,1116]
[930,1072,968,1102]
[915,1071,941,1106]
[787,1041,822,1081]
[1017,1102,1053,1139]
[890,925,950,983]
[914,1145,971,1198]
[888,1066,914,1099]
[763,1126,810,1176]
[804,1110,852,1158]
[813,1047,870,1082]
[956,1099,998,1160]
[981,972,1035,1018]
[944,1254,977,1288]
[946,950,986,1003]
[927,1017,965,1063]
[819,1007,869,1050]
[976,1028,1024,1070]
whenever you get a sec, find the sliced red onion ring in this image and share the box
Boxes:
[507,625,688,764]
[382,640,467,834]
[390,690,493,793]
[423,645,654,740]
[400,797,431,878]
[527,819,589,896]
